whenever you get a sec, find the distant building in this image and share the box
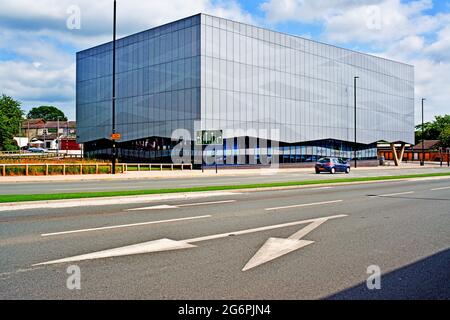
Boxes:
[412,140,441,151]
[22,119,79,151]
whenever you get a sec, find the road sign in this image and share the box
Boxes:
[111,133,121,141]
[196,130,223,146]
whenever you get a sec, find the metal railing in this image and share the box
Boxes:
[0,163,193,176]
[122,163,193,172]
[0,163,117,176]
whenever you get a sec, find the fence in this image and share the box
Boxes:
[0,163,193,176]
[123,163,193,172]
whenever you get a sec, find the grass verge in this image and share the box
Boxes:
[1,172,450,204]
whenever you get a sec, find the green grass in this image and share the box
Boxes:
[1,172,450,204]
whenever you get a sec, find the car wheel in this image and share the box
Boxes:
[345,167,350,174]
[315,169,320,174]
[330,167,336,174]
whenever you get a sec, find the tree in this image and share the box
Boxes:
[27,106,67,121]
[0,95,24,151]
[439,127,450,147]
[415,115,450,144]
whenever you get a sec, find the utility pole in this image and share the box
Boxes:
[354,76,359,169]
[111,0,117,174]
[57,116,60,154]
[421,98,426,166]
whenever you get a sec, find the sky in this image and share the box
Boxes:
[0,0,449,123]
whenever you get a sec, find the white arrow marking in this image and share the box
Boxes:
[33,239,196,266]
[242,218,336,271]
[33,214,347,266]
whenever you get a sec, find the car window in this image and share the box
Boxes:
[318,158,330,163]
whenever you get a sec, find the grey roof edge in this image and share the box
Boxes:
[76,13,202,55]
[76,12,413,69]
[199,13,413,69]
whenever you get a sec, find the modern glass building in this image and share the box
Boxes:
[76,13,415,165]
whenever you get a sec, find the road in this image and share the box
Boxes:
[0,166,449,195]
[0,175,449,299]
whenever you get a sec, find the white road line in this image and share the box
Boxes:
[41,215,211,237]
[374,191,415,197]
[34,214,347,266]
[184,214,348,243]
[127,205,178,211]
[0,191,241,212]
[54,187,133,191]
[178,200,236,207]
[127,200,236,211]
[431,186,450,191]
[309,187,334,191]
[265,200,343,211]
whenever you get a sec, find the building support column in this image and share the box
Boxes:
[390,143,406,167]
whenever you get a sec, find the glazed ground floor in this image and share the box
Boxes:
[84,136,378,166]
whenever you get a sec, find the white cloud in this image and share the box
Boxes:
[0,0,254,120]
[261,0,450,122]
[260,0,379,24]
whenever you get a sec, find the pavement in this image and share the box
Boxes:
[0,165,449,195]
[0,175,449,299]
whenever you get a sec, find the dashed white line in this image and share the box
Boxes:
[41,215,211,237]
[373,191,415,197]
[127,200,236,211]
[265,200,343,211]
[178,200,236,207]
[431,186,450,191]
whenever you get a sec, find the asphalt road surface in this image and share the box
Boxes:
[0,176,449,299]
[0,167,449,195]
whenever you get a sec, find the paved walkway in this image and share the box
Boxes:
[0,163,447,183]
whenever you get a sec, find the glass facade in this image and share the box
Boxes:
[77,15,201,154]
[76,13,415,163]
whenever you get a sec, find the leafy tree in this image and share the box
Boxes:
[0,95,24,151]
[415,115,450,144]
[439,127,450,147]
[27,106,67,121]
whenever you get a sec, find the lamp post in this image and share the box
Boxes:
[57,116,61,154]
[111,0,117,174]
[354,76,359,169]
[421,98,426,166]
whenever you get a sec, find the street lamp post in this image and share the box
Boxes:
[111,0,117,174]
[57,116,61,155]
[354,76,359,169]
[421,98,426,166]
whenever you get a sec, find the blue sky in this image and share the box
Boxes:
[0,0,449,123]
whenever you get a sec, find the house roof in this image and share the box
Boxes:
[412,140,441,150]
[23,119,77,129]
